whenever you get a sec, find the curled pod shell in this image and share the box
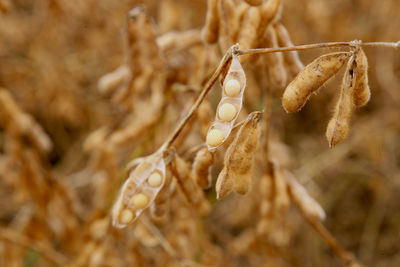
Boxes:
[326,56,356,147]
[111,153,166,228]
[353,48,370,107]
[282,52,351,113]
[206,55,246,151]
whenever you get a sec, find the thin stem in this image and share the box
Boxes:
[163,45,235,149]
[293,201,365,267]
[237,40,400,56]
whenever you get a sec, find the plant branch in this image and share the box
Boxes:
[294,204,365,267]
[162,44,236,149]
[237,40,400,56]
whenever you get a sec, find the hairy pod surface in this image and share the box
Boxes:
[326,56,356,147]
[353,48,370,107]
[216,112,261,199]
[282,52,351,113]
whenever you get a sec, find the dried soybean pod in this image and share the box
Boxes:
[171,154,211,216]
[326,56,356,147]
[217,0,236,51]
[207,55,246,150]
[216,112,261,199]
[230,1,250,43]
[259,0,282,34]
[261,26,287,91]
[202,0,219,44]
[285,170,326,221]
[192,147,214,189]
[272,163,290,214]
[237,7,261,49]
[244,0,263,6]
[282,52,351,113]
[353,48,370,107]
[98,65,130,96]
[111,154,166,228]
[273,23,305,76]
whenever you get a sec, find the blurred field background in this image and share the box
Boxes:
[0,0,399,266]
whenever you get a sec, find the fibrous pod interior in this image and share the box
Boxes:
[111,154,166,228]
[206,55,246,151]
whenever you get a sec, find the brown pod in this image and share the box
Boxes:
[261,26,287,91]
[217,0,236,51]
[237,7,261,49]
[171,154,211,216]
[285,170,326,221]
[244,0,263,6]
[326,56,356,147]
[202,0,220,44]
[282,52,351,113]
[98,65,130,96]
[216,112,261,199]
[192,147,214,189]
[273,23,305,76]
[272,163,290,214]
[353,48,370,107]
[197,100,214,139]
[259,0,282,34]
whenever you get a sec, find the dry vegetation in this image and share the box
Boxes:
[0,0,400,266]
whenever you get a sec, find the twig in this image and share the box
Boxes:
[0,226,69,266]
[293,204,365,267]
[162,44,236,149]
[237,40,400,56]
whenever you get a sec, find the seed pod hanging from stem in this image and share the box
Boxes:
[282,52,351,113]
[216,111,261,199]
[326,55,356,147]
[353,48,370,107]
